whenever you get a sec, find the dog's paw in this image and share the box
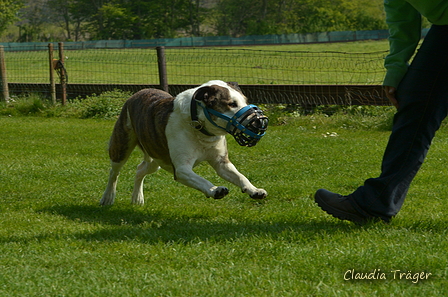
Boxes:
[249,189,267,200]
[131,197,145,205]
[212,186,229,199]
[100,196,115,206]
[131,191,145,205]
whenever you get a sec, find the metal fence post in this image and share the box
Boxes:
[48,43,56,104]
[156,46,168,93]
[0,45,10,102]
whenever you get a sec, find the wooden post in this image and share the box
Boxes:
[48,43,56,104]
[156,46,168,93]
[58,42,67,105]
[0,45,9,102]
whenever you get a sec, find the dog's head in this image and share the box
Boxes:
[191,81,268,147]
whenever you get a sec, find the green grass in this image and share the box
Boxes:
[1,113,447,296]
[3,40,390,85]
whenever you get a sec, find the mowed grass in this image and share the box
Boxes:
[4,40,390,85]
[1,114,447,296]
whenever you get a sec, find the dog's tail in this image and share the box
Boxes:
[108,101,137,163]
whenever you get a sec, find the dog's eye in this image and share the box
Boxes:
[228,102,238,108]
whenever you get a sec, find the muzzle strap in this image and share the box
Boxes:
[190,98,215,136]
[191,100,268,147]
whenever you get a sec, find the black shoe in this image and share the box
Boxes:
[314,189,370,225]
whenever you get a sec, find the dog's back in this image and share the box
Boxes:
[109,89,174,165]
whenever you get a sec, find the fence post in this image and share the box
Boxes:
[156,46,168,93]
[48,43,56,104]
[0,45,9,102]
[58,42,67,105]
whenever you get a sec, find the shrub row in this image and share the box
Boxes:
[0,90,396,131]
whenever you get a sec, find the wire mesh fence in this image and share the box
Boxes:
[164,47,387,85]
[0,44,390,105]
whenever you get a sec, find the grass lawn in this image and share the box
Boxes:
[0,114,447,296]
[4,40,390,85]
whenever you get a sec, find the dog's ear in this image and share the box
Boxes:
[227,81,242,93]
[193,85,223,107]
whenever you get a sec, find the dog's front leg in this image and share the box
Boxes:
[174,164,230,199]
[209,159,267,200]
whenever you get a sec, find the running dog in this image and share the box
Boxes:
[100,80,268,205]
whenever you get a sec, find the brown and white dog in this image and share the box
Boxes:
[100,80,268,205]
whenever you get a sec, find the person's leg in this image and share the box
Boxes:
[316,25,448,223]
[349,25,448,220]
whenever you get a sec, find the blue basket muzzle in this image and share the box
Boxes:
[196,101,268,147]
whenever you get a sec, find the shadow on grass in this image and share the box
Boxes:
[36,203,365,245]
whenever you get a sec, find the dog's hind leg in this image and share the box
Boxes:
[100,107,137,206]
[131,154,160,205]
[100,161,126,206]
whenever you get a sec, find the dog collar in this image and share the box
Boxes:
[190,99,215,136]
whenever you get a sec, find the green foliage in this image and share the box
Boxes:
[59,0,205,40]
[70,90,132,119]
[88,3,137,40]
[0,0,23,36]
[262,103,396,131]
[213,0,387,36]
[2,92,396,134]
[0,94,50,116]
[0,90,131,119]
[3,0,388,42]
